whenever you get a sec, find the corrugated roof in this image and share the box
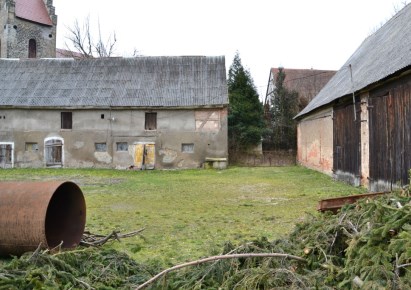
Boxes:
[0,56,228,108]
[55,48,84,59]
[15,0,53,26]
[296,3,411,118]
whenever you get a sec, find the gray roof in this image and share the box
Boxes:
[297,3,411,118]
[0,56,228,108]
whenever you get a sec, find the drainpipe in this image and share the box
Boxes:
[349,64,357,121]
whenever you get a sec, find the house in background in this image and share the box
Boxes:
[0,0,57,58]
[295,3,411,191]
[0,56,228,169]
[265,68,336,112]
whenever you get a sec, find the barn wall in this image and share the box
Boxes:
[297,107,333,175]
[333,99,361,186]
[368,73,411,191]
[0,107,228,169]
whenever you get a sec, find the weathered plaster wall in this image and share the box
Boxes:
[297,108,333,175]
[0,107,228,169]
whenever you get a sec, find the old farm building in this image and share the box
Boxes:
[0,56,228,169]
[265,68,336,111]
[296,4,411,191]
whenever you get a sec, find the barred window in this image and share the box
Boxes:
[95,143,107,152]
[116,142,128,152]
[182,143,194,153]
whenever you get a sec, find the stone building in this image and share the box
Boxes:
[0,56,228,170]
[0,0,57,58]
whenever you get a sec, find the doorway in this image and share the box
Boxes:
[132,142,155,170]
[45,138,63,167]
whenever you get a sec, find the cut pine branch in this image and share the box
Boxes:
[80,228,145,247]
[135,252,306,290]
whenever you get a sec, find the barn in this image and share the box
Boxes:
[0,56,228,169]
[295,4,411,191]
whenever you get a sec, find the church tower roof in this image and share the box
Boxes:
[15,0,53,26]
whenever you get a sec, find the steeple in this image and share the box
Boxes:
[0,0,57,58]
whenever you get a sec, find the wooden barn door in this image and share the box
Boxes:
[369,89,411,191]
[132,143,155,170]
[333,102,361,186]
[0,143,13,168]
[45,138,63,167]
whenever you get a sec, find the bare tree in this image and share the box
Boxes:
[64,16,117,58]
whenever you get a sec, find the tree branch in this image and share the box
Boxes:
[135,253,306,290]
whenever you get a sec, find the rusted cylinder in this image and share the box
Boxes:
[0,181,86,256]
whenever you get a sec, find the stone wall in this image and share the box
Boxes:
[0,0,57,58]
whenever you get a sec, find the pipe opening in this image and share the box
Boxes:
[45,182,86,249]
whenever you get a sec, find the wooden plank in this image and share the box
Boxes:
[317,192,388,213]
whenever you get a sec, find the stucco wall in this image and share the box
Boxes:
[297,107,333,175]
[0,107,228,169]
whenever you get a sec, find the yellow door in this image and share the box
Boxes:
[144,143,155,170]
[133,143,145,169]
[133,143,155,170]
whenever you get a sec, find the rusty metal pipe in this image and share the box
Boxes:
[0,181,86,256]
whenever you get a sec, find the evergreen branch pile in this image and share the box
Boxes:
[152,193,410,289]
[0,248,156,290]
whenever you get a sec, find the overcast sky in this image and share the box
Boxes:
[54,0,408,98]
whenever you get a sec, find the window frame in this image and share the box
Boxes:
[181,143,195,153]
[116,142,128,152]
[28,39,37,58]
[25,142,39,152]
[145,112,157,131]
[61,112,73,130]
[95,143,107,152]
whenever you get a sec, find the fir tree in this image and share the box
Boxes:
[227,52,265,152]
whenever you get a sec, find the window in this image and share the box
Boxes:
[145,112,157,130]
[116,142,128,152]
[95,143,107,152]
[28,39,37,58]
[182,143,194,153]
[25,142,39,152]
[61,112,72,129]
[101,114,105,119]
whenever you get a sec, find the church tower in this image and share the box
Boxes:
[0,0,57,58]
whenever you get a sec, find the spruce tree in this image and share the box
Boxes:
[227,52,265,152]
[269,68,298,150]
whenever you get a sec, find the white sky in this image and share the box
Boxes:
[54,0,408,98]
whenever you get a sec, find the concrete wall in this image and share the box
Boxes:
[0,0,57,58]
[0,107,228,169]
[297,107,333,175]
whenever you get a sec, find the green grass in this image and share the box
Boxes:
[0,166,365,266]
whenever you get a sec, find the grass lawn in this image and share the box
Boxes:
[0,166,365,266]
